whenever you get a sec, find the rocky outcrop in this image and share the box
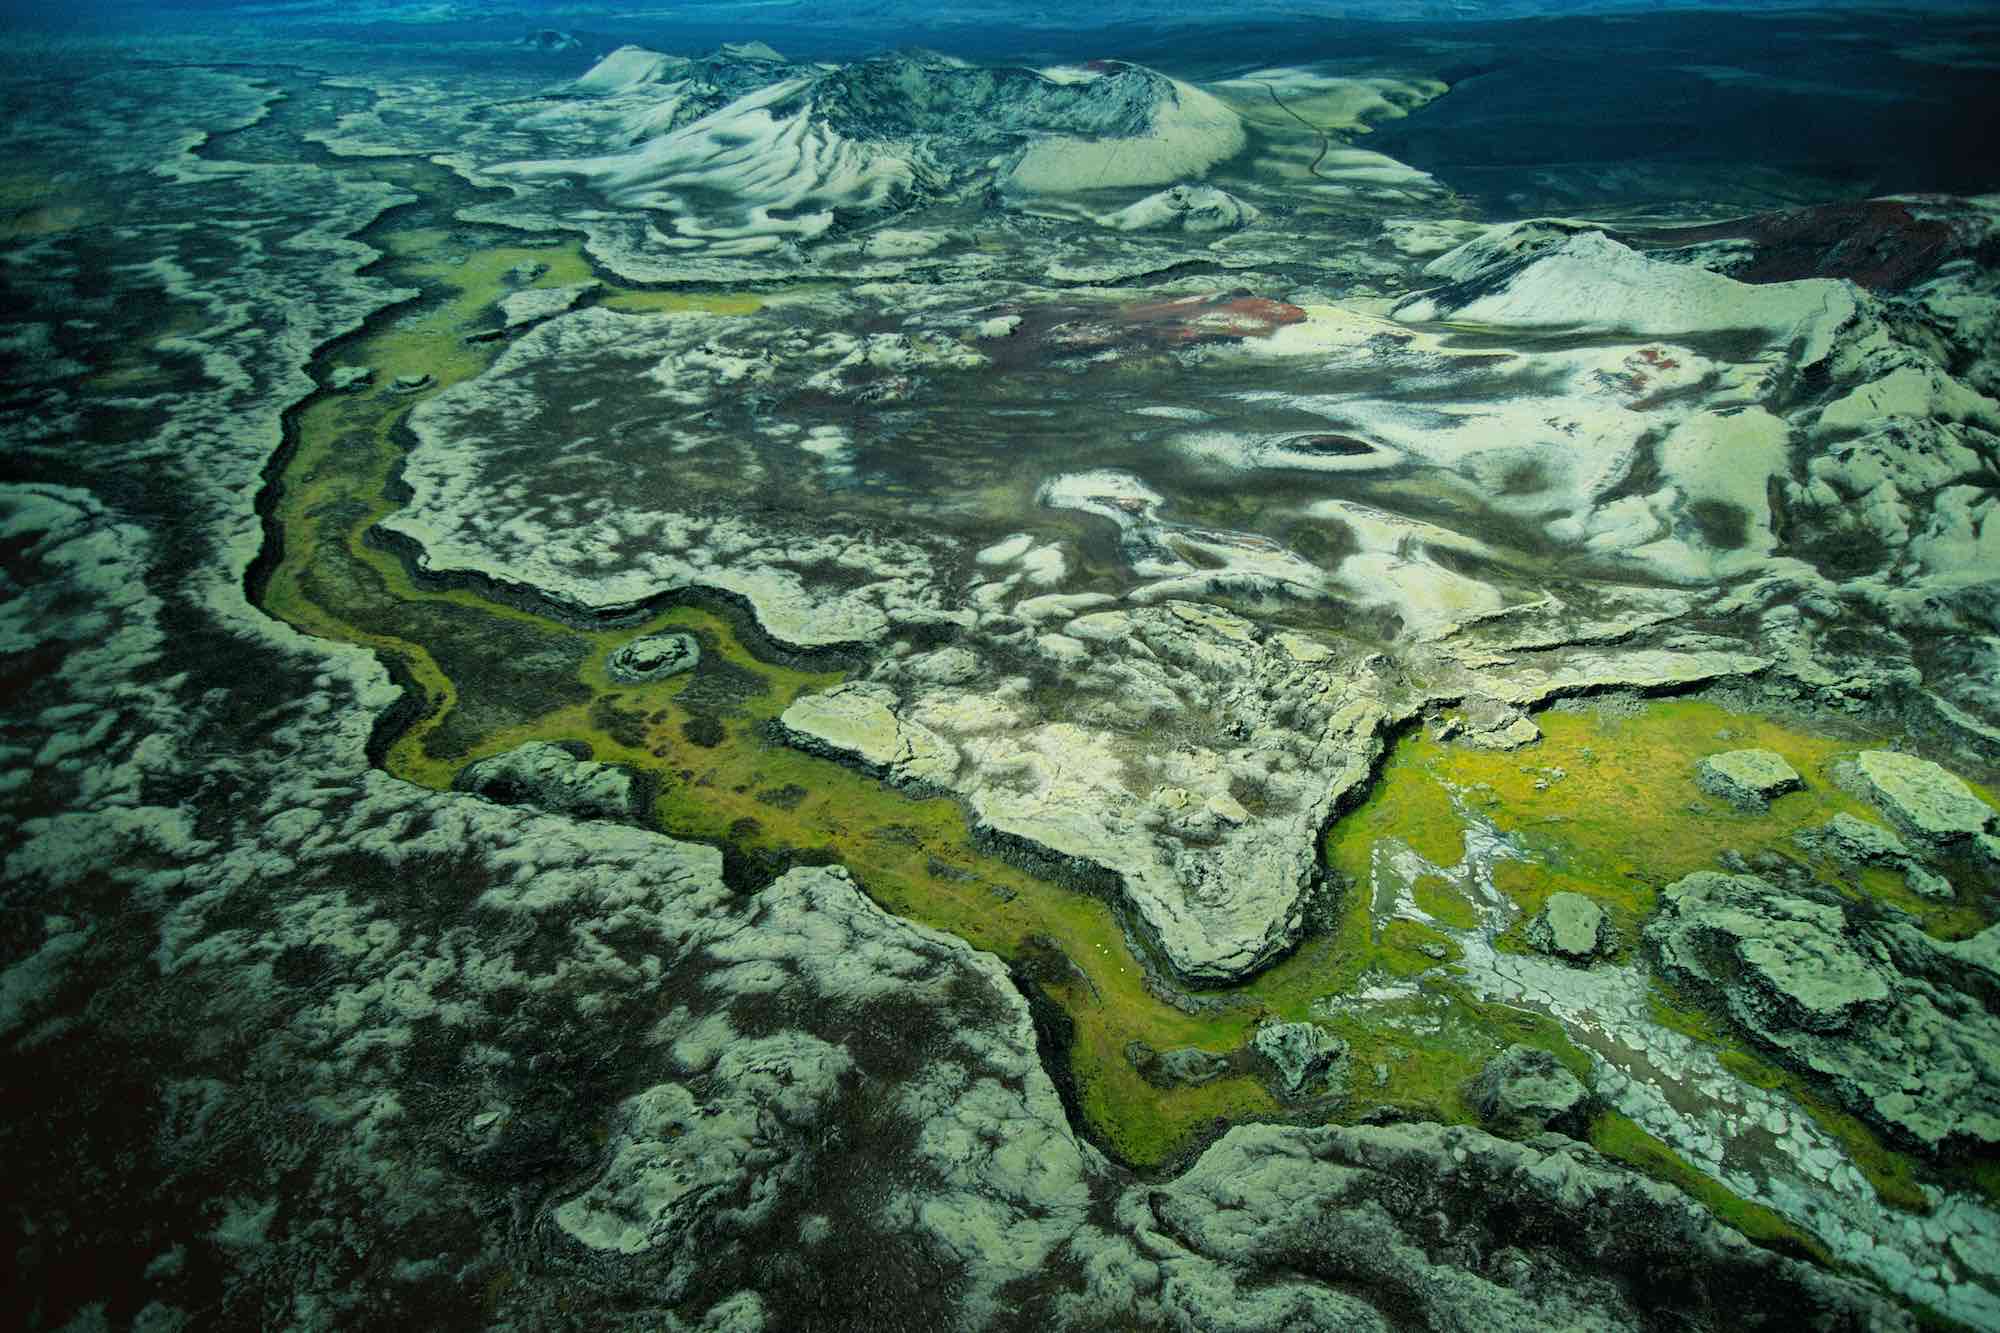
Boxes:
[1695,748,1805,811]
[1648,871,2000,1151]
[606,632,700,683]
[1802,811,1909,866]
[1795,813,1957,901]
[1525,891,1613,964]
[907,602,1392,987]
[1467,1045,1593,1137]
[1251,1020,1350,1101]
[1099,185,1259,233]
[1847,749,1999,859]
[777,682,961,789]
[1065,1122,1913,1332]
[454,740,641,821]
[496,281,598,331]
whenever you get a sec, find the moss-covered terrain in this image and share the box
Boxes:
[254,150,1996,1281]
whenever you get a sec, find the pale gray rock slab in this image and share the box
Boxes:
[1695,748,1805,810]
[777,682,961,790]
[1525,891,1610,964]
[497,281,598,330]
[1799,811,1909,865]
[1906,864,1958,901]
[1851,749,1998,852]
[606,632,700,683]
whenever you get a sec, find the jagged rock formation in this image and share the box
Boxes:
[1251,1019,1350,1100]
[1649,871,2000,1152]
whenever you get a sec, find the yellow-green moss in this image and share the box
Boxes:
[1412,872,1479,930]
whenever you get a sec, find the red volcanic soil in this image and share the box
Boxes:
[1632,197,1991,292]
[1116,293,1309,343]
[1008,291,1308,358]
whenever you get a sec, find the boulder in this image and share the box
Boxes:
[1694,748,1804,811]
[1524,891,1611,964]
[1652,872,1890,1035]
[455,741,640,822]
[1648,871,2000,1151]
[1251,1020,1349,1101]
[1466,1045,1592,1138]
[1851,750,1998,853]
[498,281,599,331]
[606,632,700,683]
[389,372,434,394]
[1126,1041,1232,1089]
[1797,811,1908,866]
[329,365,373,391]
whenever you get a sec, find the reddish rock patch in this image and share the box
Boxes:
[1119,293,1310,343]
[978,292,1310,372]
[1634,197,1987,291]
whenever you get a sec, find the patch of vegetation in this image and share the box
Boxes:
[1412,872,1479,930]
[681,715,726,748]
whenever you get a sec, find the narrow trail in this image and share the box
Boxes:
[1259,80,1332,181]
